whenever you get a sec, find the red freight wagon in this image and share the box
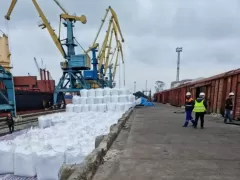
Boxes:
[154,68,240,120]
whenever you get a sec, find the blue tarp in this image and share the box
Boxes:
[139,97,155,107]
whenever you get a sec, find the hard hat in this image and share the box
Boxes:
[229,92,234,96]
[186,92,191,96]
[199,92,205,96]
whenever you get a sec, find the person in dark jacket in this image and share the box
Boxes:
[183,92,195,127]
[224,92,234,123]
[193,92,207,129]
[6,113,14,134]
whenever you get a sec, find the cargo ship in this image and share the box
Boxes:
[0,33,55,116]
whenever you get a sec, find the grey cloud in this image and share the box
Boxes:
[1,0,240,92]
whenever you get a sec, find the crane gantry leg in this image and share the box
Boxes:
[0,65,16,117]
[53,19,91,106]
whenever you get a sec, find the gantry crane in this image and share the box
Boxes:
[107,39,124,88]
[0,32,16,116]
[84,6,124,88]
[5,0,91,107]
[34,57,42,80]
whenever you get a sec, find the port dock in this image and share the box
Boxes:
[93,104,240,180]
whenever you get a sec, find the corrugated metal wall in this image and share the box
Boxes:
[154,69,240,120]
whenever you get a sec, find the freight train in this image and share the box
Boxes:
[154,68,240,120]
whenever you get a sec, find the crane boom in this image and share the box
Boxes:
[113,46,120,81]
[92,8,110,47]
[32,0,67,58]
[5,0,68,58]
[104,28,114,74]
[112,40,123,81]
[4,0,17,20]
[52,0,68,14]
[34,57,40,73]
[109,6,124,43]
[86,6,124,56]
[97,17,113,71]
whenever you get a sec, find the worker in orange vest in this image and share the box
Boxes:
[183,92,195,127]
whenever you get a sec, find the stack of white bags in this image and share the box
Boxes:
[0,88,135,180]
[66,87,136,113]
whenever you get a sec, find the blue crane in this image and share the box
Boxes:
[0,33,16,117]
[0,64,16,117]
[5,0,91,107]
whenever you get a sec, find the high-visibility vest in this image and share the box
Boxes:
[193,100,206,112]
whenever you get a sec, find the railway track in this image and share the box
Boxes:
[0,109,65,137]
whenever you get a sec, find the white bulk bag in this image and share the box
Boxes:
[89,104,98,111]
[116,103,125,111]
[72,96,80,104]
[36,151,65,180]
[73,105,82,113]
[0,141,14,174]
[65,147,85,164]
[86,96,95,104]
[97,104,107,112]
[136,98,141,105]
[110,88,119,96]
[95,97,103,104]
[103,88,111,96]
[79,97,87,105]
[128,95,135,103]
[51,116,66,126]
[119,95,129,103]
[38,116,51,129]
[66,104,74,112]
[107,103,116,111]
[103,95,111,104]
[80,89,88,97]
[124,103,132,111]
[119,88,129,95]
[14,146,36,177]
[111,95,119,103]
[87,89,95,97]
[95,88,104,97]
[82,105,90,112]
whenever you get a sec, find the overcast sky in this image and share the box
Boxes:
[0,0,239,93]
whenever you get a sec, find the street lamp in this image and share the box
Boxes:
[176,47,183,81]
[134,81,136,93]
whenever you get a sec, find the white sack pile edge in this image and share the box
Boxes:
[0,88,136,180]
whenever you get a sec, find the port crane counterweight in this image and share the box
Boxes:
[5,0,91,107]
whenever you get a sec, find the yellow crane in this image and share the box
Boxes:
[5,0,87,63]
[5,0,92,105]
[110,40,124,82]
[85,6,124,80]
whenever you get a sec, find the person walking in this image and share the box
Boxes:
[183,92,195,127]
[193,92,207,129]
[224,92,234,123]
[6,113,14,134]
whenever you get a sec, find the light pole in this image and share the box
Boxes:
[176,47,182,82]
[134,81,136,93]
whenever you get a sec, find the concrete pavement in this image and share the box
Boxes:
[93,104,240,180]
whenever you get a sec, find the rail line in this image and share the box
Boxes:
[0,109,65,137]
